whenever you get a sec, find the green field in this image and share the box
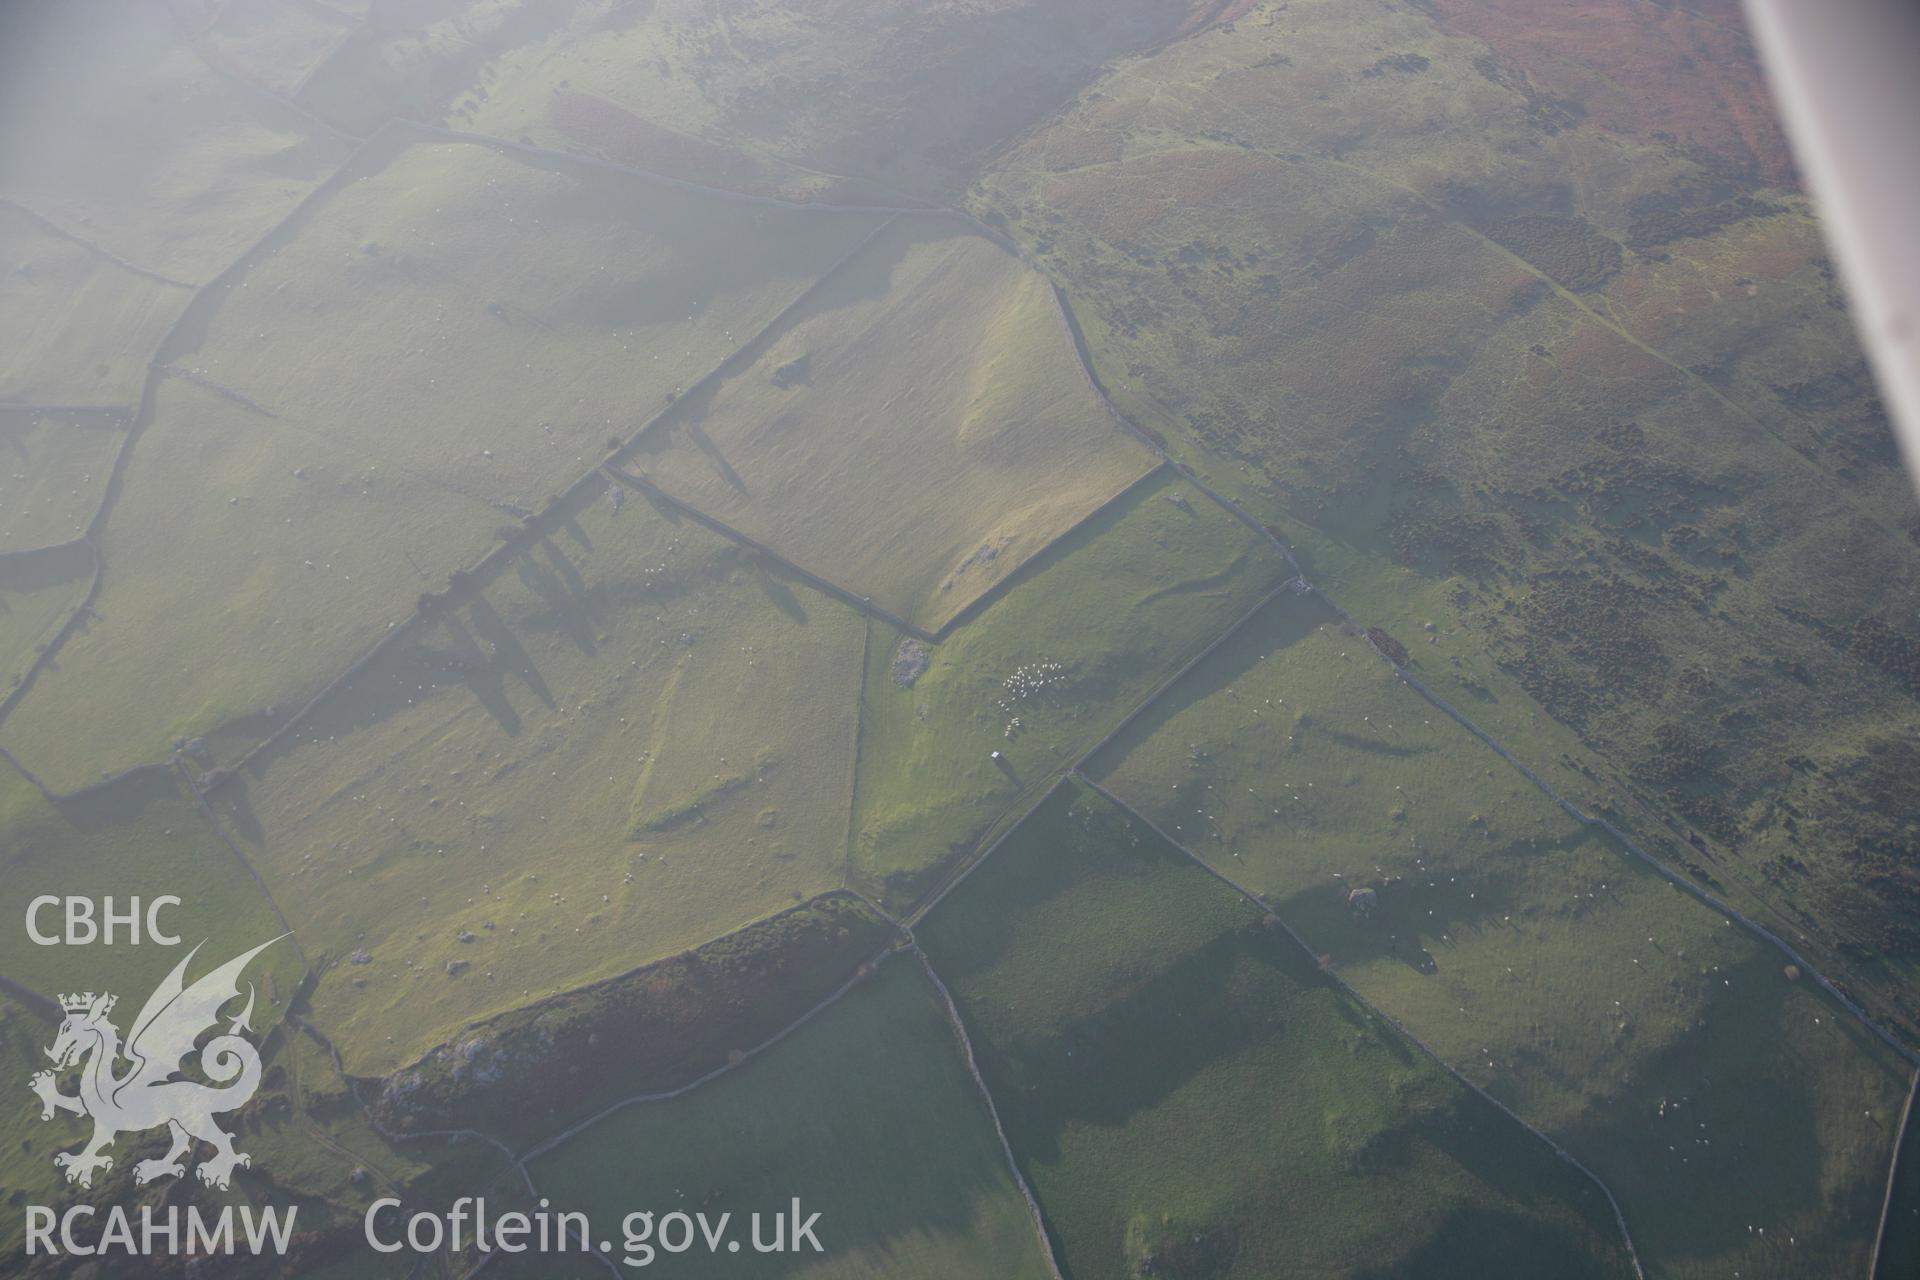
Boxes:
[0,761,303,1010]
[528,959,1057,1280]
[0,993,111,1257]
[214,482,867,1074]
[0,540,92,701]
[635,217,1154,632]
[917,780,1636,1280]
[1087,590,1911,1278]
[0,759,352,1246]
[0,206,188,405]
[179,135,887,511]
[0,409,126,550]
[848,468,1288,908]
[0,376,505,793]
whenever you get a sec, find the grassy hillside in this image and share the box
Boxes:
[917,780,1636,1280]
[0,207,188,405]
[0,541,92,702]
[181,0,361,100]
[636,217,1153,631]
[528,959,1058,1280]
[0,0,354,281]
[0,760,304,1022]
[0,376,504,792]
[180,135,886,512]
[1087,591,1911,1278]
[0,3,1911,1272]
[848,469,1287,908]
[974,0,1920,1042]
[0,994,85,1256]
[0,409,127,550]
[214,483,867,1074]
[373,892,897,1150]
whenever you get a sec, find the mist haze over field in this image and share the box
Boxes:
[2,2,1918,1277]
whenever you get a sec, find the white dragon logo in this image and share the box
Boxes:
[28,937,282,1191]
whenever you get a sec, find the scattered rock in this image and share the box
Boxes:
[446,960,470,977]
[770,353,811,389]
[891,638,929,688]
[349,949,373,965]
[1366,626,1409,667]
[952,542,1000,578]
